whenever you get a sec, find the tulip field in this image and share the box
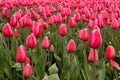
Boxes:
[1,0,120,80]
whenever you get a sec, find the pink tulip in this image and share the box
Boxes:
[14,29,19,38]
[16,45,27,63]
[23,63,32,78]
[26,33,37,48]
[59,24,67,37]
[67,39,76,54]
[69,17,76,28]
[89,27,102,49]
[10,14,18,27]
[2,23,13,37]
[1,7,8,19]
[41,36,50,49]
[74,13,80,22]
[78,28,89,41]
[88,48,98,63]
[111,18,119,30]
[105,46,115,60]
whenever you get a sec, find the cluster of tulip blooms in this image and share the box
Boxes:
[1,0,120,79]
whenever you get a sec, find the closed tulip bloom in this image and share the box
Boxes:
[74,13,80,22]
[105,46,115,60]
[23,63,32,78]
[98,14,106,28]
[2,23,13,37]
[26,57,30,63]
[109,60,120,70]
[59,24,67,37]
[26,33,37,48]
[48,16,54,25]
[42,22,48,30]
[111,18,119,30]
[89,28,102,49]
[10,14,18,27]
[88,20,93,28]
[32,22,43,38]
[69,17,76,28]
[78,28,89,41]
[14,29,19,38]
[67,39,76,53]
[88,48,98,63]
[1,7,8,19]
[16,45,27,63]
[41,36,50,49]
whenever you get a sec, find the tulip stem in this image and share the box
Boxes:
[92,49,96,80]
[30,49,33,67]
[21,63,24,80]
[44,50,47,71]
[70,54,72,66]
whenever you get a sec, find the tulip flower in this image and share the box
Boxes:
[74,13,80,22]
[2,23,14,37]
[59,24,67,37]
[69,17,76,28]
[14,29,19,38]
[98,14,106,28]
[48,16,54,25]
[109,60,120,70]
[67,39,76,54]
[26,57,30,63]
[10,14,18,27]
[1,7,8,19]
[32,22,43,37]
[26,33,37,48]
[105,46,115,60]
[89,27,102,49]
[42,22,48,30]
[23,63,32,78]
[88,48,98,63]
[16,45,27,63]
[111,18,119,30]
[78,28,89,42]
[41,36,50,49]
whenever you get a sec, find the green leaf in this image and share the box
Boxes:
[98,61,106,80]
[48,74,60,80]
[48,63,58,74]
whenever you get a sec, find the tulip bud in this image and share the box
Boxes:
[111,18,119,30]
[2,23,13,37]
[14,29,19,38]
[10,14,18,27]
[23,63,32,78]
[89,28,102,49]
[67,39,76,54]
[32,22,43,37]
[42,22,48,30]
[16,45,27,63]
[69,17,76,28]
[88,48,98,63]
[50,45,55,53]
[74,13,80,22]
[105,46,115,60]
[26,57,30,63]
[109,60,120,70]
[78,28,89,41]
[41,36,50,49]
[26,33,37,48]
[59,24,67,37]
[88,20,93,28]
[1,7,8,19]
[48,16,54,25]
[98,14,106,28]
